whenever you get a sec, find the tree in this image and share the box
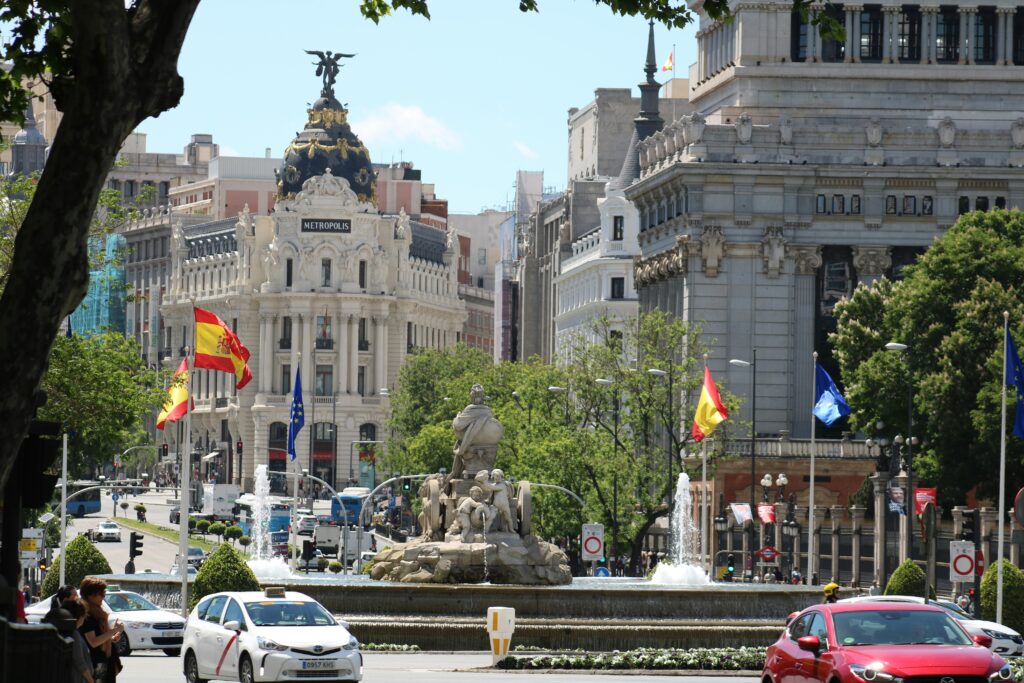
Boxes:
[980,559,1024,634]
[224,524,243,545]
[0,0,835,515]
[190,543,258,607]
[41,534,112,596]
[208,521,226,542]
[832,210,1024,504]
[238,535,251,553]
[884,558,934,598]
[195,519,210,536]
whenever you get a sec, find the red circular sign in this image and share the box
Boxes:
[583,535,603,555]
[952,553,975,578]
[756,546,779,561]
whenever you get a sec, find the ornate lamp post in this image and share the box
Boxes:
[730,351,757,579]
[885,341,914,560]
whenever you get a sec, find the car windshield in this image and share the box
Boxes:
[935,600,972,618]
[100,523,118,529]
[244,600,336,627]
[833,609,972,646]
[105,592,159,612]
[188,548,204,557]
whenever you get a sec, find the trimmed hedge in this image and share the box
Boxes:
[981,559,1024,635]
[190,543,259,608]
[41,535,112,596]
[495,647,764,671]
[884,558,935,598]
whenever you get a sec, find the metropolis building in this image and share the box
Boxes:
[162,70,466,492]
[627,0,1024,437]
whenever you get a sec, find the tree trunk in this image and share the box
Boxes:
[0,0,199,487]
[628,508,666,575]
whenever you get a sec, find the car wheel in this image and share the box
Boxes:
[185,651,208,683]
[239,654,255,683]
[163,648,181,657]
[116,633,131,657]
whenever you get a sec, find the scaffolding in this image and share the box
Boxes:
[69,233,126,335]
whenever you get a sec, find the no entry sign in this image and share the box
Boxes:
[950,540,976,581]
[582,523,605,561]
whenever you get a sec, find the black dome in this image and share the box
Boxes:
[277,94,375,203]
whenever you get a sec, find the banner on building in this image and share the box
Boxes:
[730,503,753,525]
[756,503,777,524]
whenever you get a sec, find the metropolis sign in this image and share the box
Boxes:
[301,218,351,233]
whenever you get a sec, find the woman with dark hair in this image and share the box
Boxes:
[78,578,124,683]
[50,584,79,610]
[63,599,95,683]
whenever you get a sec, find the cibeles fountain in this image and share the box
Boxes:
[370,384,572,584]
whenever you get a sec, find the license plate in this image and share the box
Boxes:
[301,660,337,670]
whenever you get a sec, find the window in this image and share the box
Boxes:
[612,215,624,241]
[196,598,214,621]
[608,329,623,353]
[832,195,845,215]
[886,195,897,215]
[315,365,333,396]
[791,9,809,61]
[316,316,332,349]
[1015,10,1024,65]
[898,8,922,61]
[204,596,228,624]
[860,7,884,61]
[281,364,291,394]
[851,195,862,214]
[358,260,367,288]
[922,196,933,215]
[407,321,414,350]
[996,196,1007,209]
[816,194,827,214]
[281,316,292,350]
[477,277,484,287]
[958,196,970,215]
[975,8,997,63]
[789,613,813,640]
[936,7,959,63]
[902,196,916,215]
[610,277,625,300]
[821,4,845,62]
[807,613,828,643]
[321,258,332,287]
[223,599,246,630]
[358,317,367,345]
[976,196,990,211]
[357,366,366,396]
[477,247,487,265]
[360,423,377,442]
[285,258,293,287]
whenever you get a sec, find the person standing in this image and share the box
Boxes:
[79,578,124,683]
[64,599,95,683]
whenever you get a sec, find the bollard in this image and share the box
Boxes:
[486,606,515,666]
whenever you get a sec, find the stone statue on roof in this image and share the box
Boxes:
[305,50,356,98]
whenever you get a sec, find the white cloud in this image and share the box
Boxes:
[217,144,241,158]
[513,141,538,160]
[352,104,461,151]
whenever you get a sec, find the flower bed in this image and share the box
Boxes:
[496,647,765,670]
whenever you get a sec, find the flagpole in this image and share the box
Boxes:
[701,353,709,572]
[998,311,1009,623]
[807,351,817,586]
[291,352,302,572]
[179,299,195,617]
[671,43,676,124]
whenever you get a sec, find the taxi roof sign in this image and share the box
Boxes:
[264,586,286,598]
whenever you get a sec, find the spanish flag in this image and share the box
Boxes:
[157,359,192,430]
[661,51,674,72]
[193,307,253,389]
[691,366,728,442]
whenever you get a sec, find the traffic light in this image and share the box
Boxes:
[962,509,978,542]
[725,553,736,582]
[38,558,48,572]
[161,443,169,459]
[19,421,62,508]
[236,440,243,456]
[129,531,144,559]
[301,540,314,562]
[402,478,411,493]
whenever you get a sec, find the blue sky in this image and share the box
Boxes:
[136,1,697,214]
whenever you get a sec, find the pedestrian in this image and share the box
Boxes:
[51,584,80,610]
[823,581,840,604]
[868,580,882,596]
[79,578,124,683]
[64,599,96,683]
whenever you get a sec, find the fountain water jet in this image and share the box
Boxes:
[650,472,709,585]
[246,464,295,579]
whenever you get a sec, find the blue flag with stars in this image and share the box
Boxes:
[813,363,852,427]
[1007,329,1024,439]
[288,365,304,461]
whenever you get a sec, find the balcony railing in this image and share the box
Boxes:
[315,338,334,350]
[215,397,229,408]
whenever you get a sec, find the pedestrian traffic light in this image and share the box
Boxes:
[129,531,144,559]
[962,509,978,542]
[726,553,736,581]
[402,478,411,493]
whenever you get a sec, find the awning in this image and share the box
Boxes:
[202,450,221,461]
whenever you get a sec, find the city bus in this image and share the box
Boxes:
[331,487,371,525]
[64,480,103,517]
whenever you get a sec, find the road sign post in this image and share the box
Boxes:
[581,523,605,575]
[950,540,975,582]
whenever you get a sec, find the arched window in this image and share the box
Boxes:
[312,422,336,491]
[356,423,378,489]
[268,422,288,493]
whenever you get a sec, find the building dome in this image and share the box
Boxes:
[277,92,375,204]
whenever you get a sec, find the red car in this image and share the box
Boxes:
[764,602,1014,683]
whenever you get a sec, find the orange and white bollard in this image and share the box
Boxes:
[486,606,515,666]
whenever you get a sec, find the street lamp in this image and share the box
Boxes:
[885,341,914,560]
[730,350,757,580]
[548,385,569,424]
[595,378,619,561]
[782,493,799,581]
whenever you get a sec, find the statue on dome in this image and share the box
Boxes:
[305,49,356,98]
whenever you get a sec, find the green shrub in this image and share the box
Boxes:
[317,557,329,572]
[239,535,252,551]
[208,522,226,540]
[884,559,935,598]
[981,559,1024,634]
[188,517,197,531]
[328,561,342,574]
[190,544,259,608]
[196,519,211,535]
[224,525,243,545]
[41,534,113,596]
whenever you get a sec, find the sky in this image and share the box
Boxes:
[135,1,698,215]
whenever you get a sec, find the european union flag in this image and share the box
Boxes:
[1007,330,1024,439]
[288,365,304,461]
[813,363,852,427]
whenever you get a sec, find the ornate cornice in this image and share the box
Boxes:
[791,244,823,275]
[852,245,892,277]
[633,235,689,287]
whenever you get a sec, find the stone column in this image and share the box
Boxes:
[374,315,386,395]
[1006,8,1016,65]
[791,246,822,437]
[997,8,1007,65]
[853,245,892,286]
[921,7,938,63]
[258,315,270,393]
[347,315,358,394]
[811,5,823,62]
[850,506,865,587]
[697,30,706,80]
[850,6,863,62]
[887,7,901,64]
[301,313,314,399]
[811,505,827,581]
[872,472,890,586]
[844,7,855,62]
[892,473,909,564]
[289,314,299,394]
[966,8,977,64]
[335,306,346,400]
[980,507,999,567]
[959,7,970,64]
[831,505,844,582]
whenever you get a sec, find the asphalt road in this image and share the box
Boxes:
[117,651,762,683]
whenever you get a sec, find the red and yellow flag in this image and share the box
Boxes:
[691,366,728,442]
[661,51,674,72]
[194,307,253,389]
[157,359,192,430]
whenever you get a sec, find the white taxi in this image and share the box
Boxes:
[182,587,361,683]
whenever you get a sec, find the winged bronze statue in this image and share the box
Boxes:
[305,50,356,97]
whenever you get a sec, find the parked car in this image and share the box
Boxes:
[296,514,317,536]
[764,601,1011,683]
[840,594,1024,658]
[169,563,198,577]
[94,521,122,542]
[182,587,361,683]
[27,587,185,657]
[173,546,207,568]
